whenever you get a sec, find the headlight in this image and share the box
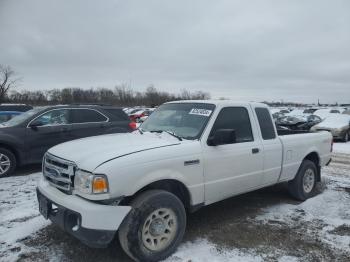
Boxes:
[74,169,109,194]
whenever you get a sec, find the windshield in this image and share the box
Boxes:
[141,103,215,140]
[1,107,46,127]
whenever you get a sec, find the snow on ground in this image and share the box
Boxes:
[166,239,263,262]
[1,153,350,261]
[255,164,350,252]
[166,239,300,262]
[333,141,350,154]
[0,173,50,261]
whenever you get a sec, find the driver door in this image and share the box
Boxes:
[26,109,71,163]
[202,106,264,204]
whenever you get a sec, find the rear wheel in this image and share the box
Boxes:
[288,160,318,201]
[0,148,16,177]
[118,190,186,262]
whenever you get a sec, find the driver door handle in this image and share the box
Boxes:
[252,148,260,154]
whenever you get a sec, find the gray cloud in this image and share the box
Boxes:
[1,0,350,103]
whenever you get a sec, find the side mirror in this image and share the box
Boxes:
[29,119,44,129]
[207,129,236,146]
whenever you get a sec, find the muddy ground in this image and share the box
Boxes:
[3,154,350,262]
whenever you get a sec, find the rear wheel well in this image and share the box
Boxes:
[122,179,191,211]
[0,143,20,165]
[303,152,320,181]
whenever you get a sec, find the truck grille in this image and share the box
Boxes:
[43,153,76,193]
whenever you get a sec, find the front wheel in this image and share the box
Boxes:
[118,190,186,262]
[0,148,16,178]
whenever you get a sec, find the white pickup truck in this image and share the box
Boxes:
[37,100,332,262]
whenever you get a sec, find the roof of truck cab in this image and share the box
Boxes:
[165,100,268,108]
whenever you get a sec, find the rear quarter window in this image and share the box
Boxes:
[255,108,276,140]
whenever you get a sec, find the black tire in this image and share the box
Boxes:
[288,160,318,201]
[118,190,186,262]
[0,148,16,178]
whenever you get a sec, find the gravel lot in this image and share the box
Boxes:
[1,146,350,262]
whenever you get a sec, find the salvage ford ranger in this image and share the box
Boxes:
[37,101,332,262]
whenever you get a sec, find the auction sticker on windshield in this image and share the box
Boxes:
[189,108,212,116]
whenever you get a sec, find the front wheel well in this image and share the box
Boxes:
[303,152,320,181]
[121,179,192,211]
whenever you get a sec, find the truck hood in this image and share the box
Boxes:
[48,132,181,171]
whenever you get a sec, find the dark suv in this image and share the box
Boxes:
[0,104,33,112]
[0,105,134,177]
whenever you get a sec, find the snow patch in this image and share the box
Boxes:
[255,167,350,252]
[333,141,350,154]
[0,173,50,261]
[165,239,263,262]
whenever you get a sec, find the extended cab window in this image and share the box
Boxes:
[211,107,253,143]
[34,109,70,126]
[255,108,276,140]
[70,109,107,123]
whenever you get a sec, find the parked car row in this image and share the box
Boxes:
[276,115,322,131]
[0,103,33,123]
[271,106,350,142]
[123,107,156,122]
[0,104,135,177]
[311,114,350,142]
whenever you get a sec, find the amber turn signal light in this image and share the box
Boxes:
[92,176,108,194]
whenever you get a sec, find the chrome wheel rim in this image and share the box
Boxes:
[303,168,315,193]
[141,208,177,251]
[0,153,10,176]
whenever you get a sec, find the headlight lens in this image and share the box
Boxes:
[74,170,109,194]
[74,170,93,194]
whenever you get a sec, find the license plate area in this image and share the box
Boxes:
[39,195,52,219]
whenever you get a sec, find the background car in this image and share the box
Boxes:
[0,111,22,123]
[0,103,33,112]
[0,105,135,177]
[276,114,322,131]
[129,108,155,122]
[313,108,342,119]
[342,109,350,115]
[311,114,350,142]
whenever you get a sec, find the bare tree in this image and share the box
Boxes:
[9,85,211,106]
[0,65,21,103]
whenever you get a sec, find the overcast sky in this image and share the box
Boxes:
[1,0,350,103]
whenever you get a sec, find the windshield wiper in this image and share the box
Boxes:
[149,130,182,141]
[164,130,183,141]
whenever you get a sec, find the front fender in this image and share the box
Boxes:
[94,156,204,206]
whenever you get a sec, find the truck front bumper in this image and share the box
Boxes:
[37,179,131,248]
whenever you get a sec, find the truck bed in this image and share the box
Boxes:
[277,129,311,135]
[277,131,332,182]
